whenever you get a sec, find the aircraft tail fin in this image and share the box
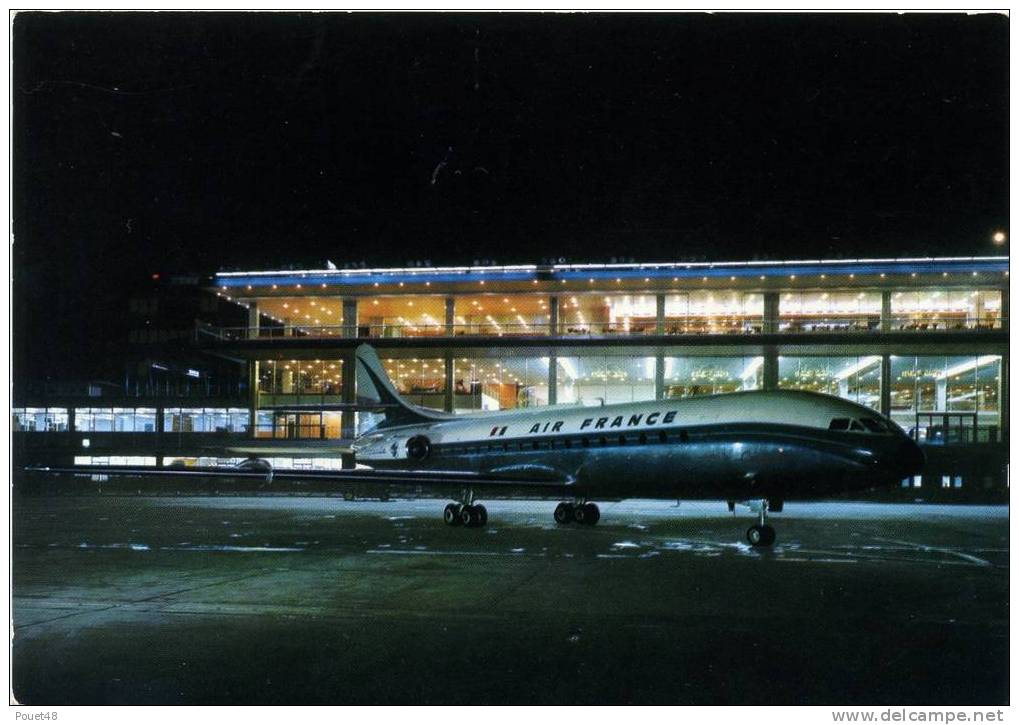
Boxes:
[355,344,449,429]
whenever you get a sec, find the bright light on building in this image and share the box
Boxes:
[992,230,1007,245]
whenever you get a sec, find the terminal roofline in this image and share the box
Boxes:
[216,255,1009,279]
[211,256,1010,291]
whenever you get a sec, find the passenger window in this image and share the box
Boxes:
[658,431,668,444]
[849,420,865,432]
[829,418,851,431]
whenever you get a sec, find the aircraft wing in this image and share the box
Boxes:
[24,464,574,491]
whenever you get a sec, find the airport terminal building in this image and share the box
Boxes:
[15,255,1010,495]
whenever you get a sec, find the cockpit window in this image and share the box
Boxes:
[831,417,892,433]
[860,418,889,433]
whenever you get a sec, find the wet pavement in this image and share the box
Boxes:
[11,494,1009,704]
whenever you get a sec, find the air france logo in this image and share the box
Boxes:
[489,410,679,438]
[579,411,677,429]
[390,442,399,457]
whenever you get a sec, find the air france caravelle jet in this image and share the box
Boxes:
[31,344,925,547]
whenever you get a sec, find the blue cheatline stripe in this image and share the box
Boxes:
[215,258,1009,289]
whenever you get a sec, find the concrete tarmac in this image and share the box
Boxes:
[11,494,1009,705]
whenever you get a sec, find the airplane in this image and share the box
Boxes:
[28,344,926,547]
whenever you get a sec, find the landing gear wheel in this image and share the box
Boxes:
[553,502,574,525]
[443,503,462,526]
[574,504,588,524]
[460,504,486,528]
[574,503,600,525]
[746,524,776,547]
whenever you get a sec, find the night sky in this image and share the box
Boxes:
[12,12,1009,380]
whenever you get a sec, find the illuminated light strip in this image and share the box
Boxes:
[214,256,1009,287]
[218,255,1007,276]
[937,355,1000,380]
[834,356,882,381]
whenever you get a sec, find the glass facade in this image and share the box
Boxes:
[361,295,447,337]
[164,408,249,433]
[237,284,1005,340]
[453,355,549,411]
[74,456,158,466]
[558,294,657,335]
[557,355,656,405]
[777,356,881,410]
[258,359,344,398]
[779,291,881,332]
[74,407,159,432]
[663,292,764,334]
[253,409,344,439]
[889,355,1001,440]
[455,295,548,335]
[254,295,344,336]
[556,292,765,335]
[381,357,446,410]
[663,356,764,397]
[890,289,1002,331]
[12,407,69,432]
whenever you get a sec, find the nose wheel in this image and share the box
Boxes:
[746,524,776,547]
[740,499,778,547]
[553,501,600,526]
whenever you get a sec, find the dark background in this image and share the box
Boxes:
[11,12,1009,381]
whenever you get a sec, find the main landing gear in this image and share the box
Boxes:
[553,501,600,526]
[731,499,779,547]
[443,489,487,528]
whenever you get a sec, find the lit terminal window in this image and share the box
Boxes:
[453,295,548,336]
[662,356,764,397]
[358,296,446,338]
[556,355,656,406]
[777,356,882,411]
[257,359,344,399]
[12,407,69,432]
[778,291,881,333]
[889,355,1001,442]
[663,292,764,335]
[452,355,549,412]
[73,408,157,432]
[890,289,1001,331]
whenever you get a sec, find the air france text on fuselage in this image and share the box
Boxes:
[492,409,680,438]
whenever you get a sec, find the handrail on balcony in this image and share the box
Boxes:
[196,316,1005,341]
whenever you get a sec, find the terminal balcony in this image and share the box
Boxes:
[196,314,1006,345]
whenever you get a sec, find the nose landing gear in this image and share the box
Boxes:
[553,501,600,526]
[740,499,778,547]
